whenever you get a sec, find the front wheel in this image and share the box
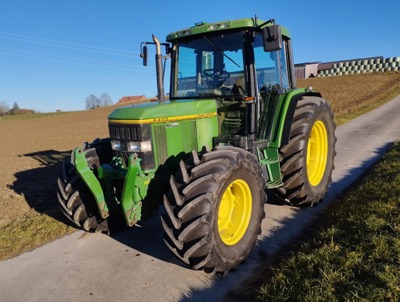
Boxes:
[274,96,336,206]
[161,147,266,275]
[57,139,112,233]
[57,157,109,233]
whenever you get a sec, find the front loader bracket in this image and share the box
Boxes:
[74,147,110,219]
[120,154,144,226]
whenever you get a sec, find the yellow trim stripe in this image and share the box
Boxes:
[109,112,217,125]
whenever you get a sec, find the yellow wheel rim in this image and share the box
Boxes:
[307,120,328,186]
[218,179,252,245]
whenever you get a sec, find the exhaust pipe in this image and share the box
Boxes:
[152,35,165,103]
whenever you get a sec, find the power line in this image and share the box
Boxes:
[0,50,142,72]
[0,31,141,57]
[0,46,142,68]
[0,62,155,83]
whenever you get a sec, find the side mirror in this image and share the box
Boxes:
[140,45,148,66]
[262,25,282,52]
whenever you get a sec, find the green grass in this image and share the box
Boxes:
[0,211,74,260]
[250,141,400,301]
[0,111,71,121]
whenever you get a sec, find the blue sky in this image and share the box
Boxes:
[1,0,399,112]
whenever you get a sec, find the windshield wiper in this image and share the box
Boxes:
[203,35,240,68]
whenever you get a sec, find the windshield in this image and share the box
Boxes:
[171,32,246,98]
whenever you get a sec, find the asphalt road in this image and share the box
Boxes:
[1,95,400,302]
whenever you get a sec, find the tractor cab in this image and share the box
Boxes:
[164,19,296,148]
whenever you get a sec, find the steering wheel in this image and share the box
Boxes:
[201,69,231,83]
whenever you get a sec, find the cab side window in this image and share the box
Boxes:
[253,34,290,91]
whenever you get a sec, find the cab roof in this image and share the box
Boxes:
[166,17,291,42]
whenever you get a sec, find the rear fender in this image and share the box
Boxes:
[277,90,322,147]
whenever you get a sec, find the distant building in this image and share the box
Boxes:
[118,95,147,104]
[295,56,387,79]
[8,108,35,115]
[294,62,319,79]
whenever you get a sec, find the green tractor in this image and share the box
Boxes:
[57,17,336,275]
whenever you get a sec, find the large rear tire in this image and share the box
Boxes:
[275,96,336,206]
[57,139,111,233]
[161,147,266,275]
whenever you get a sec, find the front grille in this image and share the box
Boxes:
[109,124,152,141]
[108,123,154,170]
[152,125,167,165]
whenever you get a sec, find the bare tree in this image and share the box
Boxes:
[85,94,99,109]
[0,101,9,116]
[10,102,20,115]
[12,102,19,110]
[99,93,113,107]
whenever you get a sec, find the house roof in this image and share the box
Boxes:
[117,95,147,104]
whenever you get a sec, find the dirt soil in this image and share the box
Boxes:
[0,73,399,237]
[0,106,117,228]
[298,72,400,118]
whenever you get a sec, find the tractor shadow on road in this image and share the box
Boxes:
[110,210,190,268]
[10,149,76,226]
[10,148,188,267]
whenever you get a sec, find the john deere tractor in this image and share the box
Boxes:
[57,17,336,275]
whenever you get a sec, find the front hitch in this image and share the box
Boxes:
[74,147,150,227]
[99,154,149,226]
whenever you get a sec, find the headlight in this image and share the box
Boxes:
[140,141,152,152]
[127,141,140,152]
[127,141,152,152]
[111,140,121,151]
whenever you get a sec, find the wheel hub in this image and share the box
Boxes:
[218,179,252,245]
[307,120,328,186]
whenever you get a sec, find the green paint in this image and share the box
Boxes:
[108,99,217,122]
[73,148,109,219]
[149,111,218,167]
[196,116,219,150]
[96,156,153,226]
[166,120,197,154]
[120,155,144,226]
[269,88,306,148]
[166,18,291,42]
[258,147,283,189]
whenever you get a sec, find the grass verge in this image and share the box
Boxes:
[0,111,70,121]
[240,141,400,301]
[0,211,74,260]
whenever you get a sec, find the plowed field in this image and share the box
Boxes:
[0,72,399,259]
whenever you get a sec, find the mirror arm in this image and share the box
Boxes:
[257,18,275,30]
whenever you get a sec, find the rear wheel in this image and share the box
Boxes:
[275,96,336,206]
[57,139,111,233]
[161,147,266,275]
